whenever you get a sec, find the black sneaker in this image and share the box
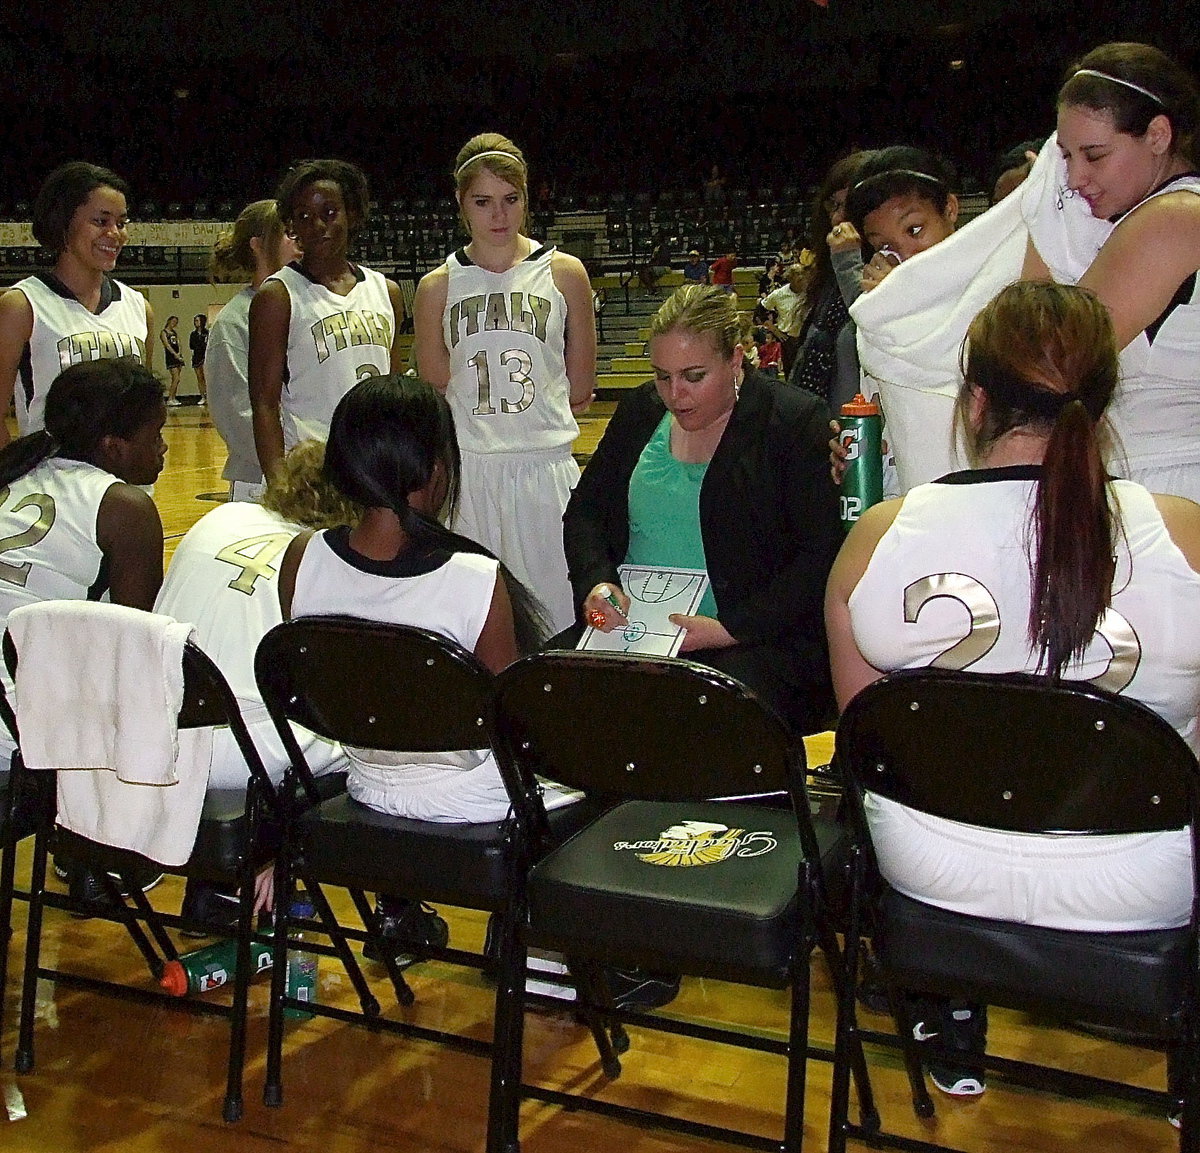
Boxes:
[362,897,449,969]
[66,863,165,915]
[179,880,242,937]
[909,997,987,1097]
[604,967,681,1011]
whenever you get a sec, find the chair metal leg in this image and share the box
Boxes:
[570,961,624,1078]
[487,909,527,1153]
[0,829,17,1067]
[264,859,292,1108]
[782,957,810,1153]
[15,830,48,1073]
[221,878,256,1123]
[888,984,935,1118]
[308,881,380,1017]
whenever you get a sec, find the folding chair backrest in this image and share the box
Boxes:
[255,616,492,754]
[493,650,799,802]
[837,668,1197,835]
[3,620,273,790]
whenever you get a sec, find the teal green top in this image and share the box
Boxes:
[624,412,717,618]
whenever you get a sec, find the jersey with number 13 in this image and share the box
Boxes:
[443,244,576,455]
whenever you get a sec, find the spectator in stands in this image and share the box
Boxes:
[682,249,710,285]
[756,327,783,378]
[0,162,154,450]
[639,236,671,296]
[709,250,738,295]
[205,199,301,500]
[564,284,842,734]
[791,152,870,409]
[703,164,726,209]
[758,257,782,296]
[762,263,810,376]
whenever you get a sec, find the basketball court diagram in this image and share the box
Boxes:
[579,565,710,657]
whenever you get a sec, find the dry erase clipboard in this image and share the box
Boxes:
[578,565,710,657]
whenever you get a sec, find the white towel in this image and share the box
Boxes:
[851,135,1115,492]
[8,601,209,867]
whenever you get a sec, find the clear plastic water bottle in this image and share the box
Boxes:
[159,938,273,997]
[839,393,884,531]
[284,890,318,1020]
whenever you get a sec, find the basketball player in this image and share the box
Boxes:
[248,159,404,479]
[0,163,153,450]
[206,200,302,500]
[413,133,596,633]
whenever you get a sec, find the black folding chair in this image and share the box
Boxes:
[0,689,53,1070]
[830,668,1200,1153]
[488,649,878,1153]
[4,610,282,1122]
[254,616,601,1118]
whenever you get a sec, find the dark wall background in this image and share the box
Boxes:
[2,0,1196,208]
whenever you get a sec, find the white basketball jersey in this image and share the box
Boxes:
[1108,175,1200,478]
[204,287,260,485]
[266,262,394,450]
[443,244,576,453]
[14,274,148,435]
[848,469,1200,751]
[156,501,298,710]
[292,528,497,650]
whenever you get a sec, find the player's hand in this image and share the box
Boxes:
[669,613,736,653]
[250,863,275,914]
[827,221,861,253]
[862,250,900,293]
[584,582,629,631]
[829,419,848,484]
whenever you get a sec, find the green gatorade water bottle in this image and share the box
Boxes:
[839,393,883,531]
[159,938,273,996]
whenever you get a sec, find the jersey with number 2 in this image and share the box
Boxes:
[442,244,576,454]
[0,458,119,634]
[267,262,394,452]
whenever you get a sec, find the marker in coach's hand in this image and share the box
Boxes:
[596,584,627,620]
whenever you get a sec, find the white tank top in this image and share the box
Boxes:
[265,263,394,450]
[1108,174,1200,474]
[442,243,576,454]
[849,467,1200,751]
[291,530,499,786]
[13,274,148,435]
[155,501,298,712]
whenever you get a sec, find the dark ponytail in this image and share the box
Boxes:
[0,357,162,489]
[323,375,550,652]
[958,282,1120,677]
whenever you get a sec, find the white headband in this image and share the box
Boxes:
[1071,68,1166,107]
[454,150,523,179]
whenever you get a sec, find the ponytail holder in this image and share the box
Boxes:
[979,376,1099,422]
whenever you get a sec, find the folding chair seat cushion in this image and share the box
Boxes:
[527,799,844,986]
[295,791,601,911]
[876,886,1192,1037]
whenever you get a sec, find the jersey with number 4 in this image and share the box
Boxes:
[0,458,119,637]
[266,262,394,451]
[155,501,299,712]
[443,244,576,454]
[848,468,1200,751]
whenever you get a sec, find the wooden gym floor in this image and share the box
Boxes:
[0,407,1183,1151]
